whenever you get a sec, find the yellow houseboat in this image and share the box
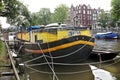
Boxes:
[16,23,95,64]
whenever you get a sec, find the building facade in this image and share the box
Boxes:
[65,4,104,28]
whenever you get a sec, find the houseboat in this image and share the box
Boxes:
[16,23,95,64]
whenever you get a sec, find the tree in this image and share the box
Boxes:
[0,0,31,27]
[1,0,21,19]
[0,0,4,11]
[30,12,41,26]
[38,8,51,25]
[111,0,120,22]
[15,3,31,27]
[52,4,68,23]
[28,8,52,26]
[98,11,110,28]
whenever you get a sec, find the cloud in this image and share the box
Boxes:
[19,0,111,12]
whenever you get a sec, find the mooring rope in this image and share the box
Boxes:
[21,36,94,65]
[14,31,120,78]
[17,44,24,54]
[26,65,91,74]
[44,37,94,59]
[21,36,93,80]
[37,43,59,80]
[21,36,93,65]
[26,57,117,66]
[16,32,120,76]
[23,55,44,64]
[46,31,56,80]
[25,57,120,75]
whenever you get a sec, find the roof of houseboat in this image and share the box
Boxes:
[46,23,67,27]
[27,26,41,32]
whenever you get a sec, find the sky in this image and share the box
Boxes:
[20,0,112,13]
[0,17,10,28]
[0,0,112,28]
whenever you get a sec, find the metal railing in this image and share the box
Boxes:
[4,40,20,80]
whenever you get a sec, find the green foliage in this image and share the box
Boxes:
[52,4,68,23]
[0,1,69,27]
[0,1,4,11]
[0,41,5,62]
[98,11,110,28]
[111,0,120,22]
[30,12,40,26]
[0,41,3,54]
[1,0,20,18]
[30,8,51,26]
[38,8,51,25]
[29,4,68,26]
[1,0,31,27]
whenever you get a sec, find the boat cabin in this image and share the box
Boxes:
[16,24,92,43]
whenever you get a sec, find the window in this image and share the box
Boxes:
[83,10,85,14]
[90,11,91,14]
[87,11,89,14]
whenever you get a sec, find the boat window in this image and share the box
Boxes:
[35,35,37,42]
[47,29,57,34]
[36,40,43,43]
[68,30,73,36]
[68,30,80,36]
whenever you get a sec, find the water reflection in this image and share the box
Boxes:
[24,39,120,80]
[94,39,120,51]
[27,65,94,80]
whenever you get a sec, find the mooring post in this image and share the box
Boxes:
[98,53,102,68]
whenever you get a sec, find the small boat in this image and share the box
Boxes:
[89,49,119,61]
[89,65,115,80]
[94,32,118,39]
[15,23,95,64]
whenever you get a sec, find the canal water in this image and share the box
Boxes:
[24,39,120,80]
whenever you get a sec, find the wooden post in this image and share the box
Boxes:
[98,53,102,68]
[20,26,22,40]
[30,30,32,42]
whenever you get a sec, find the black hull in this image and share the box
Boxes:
[19,35,94,64]
[89,50,119,61]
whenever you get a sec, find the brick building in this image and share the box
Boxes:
[65,4,104,28]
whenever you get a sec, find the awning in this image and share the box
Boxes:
[27,26,40,32]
